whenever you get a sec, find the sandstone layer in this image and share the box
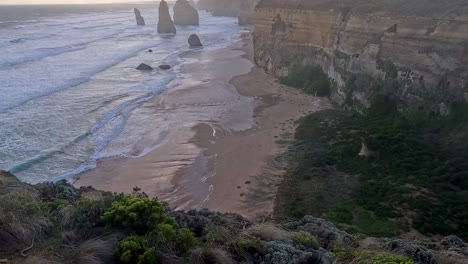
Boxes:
[254,0,468,113]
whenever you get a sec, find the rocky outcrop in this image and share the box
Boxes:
[188,34,203,47]
[159,64,171,70]
[173,0,199,26]
[136,63,153,71]
[157,0,176,33]
[134,8,145,26]
[198,0,257,25]
[254,0,468,113]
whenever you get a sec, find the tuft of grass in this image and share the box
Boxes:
[0,191,52,254]
[293,231,320,249]
[333,246,413,264]
[246,224,292,241]
[192,247,236,264]
[77,238,115,264]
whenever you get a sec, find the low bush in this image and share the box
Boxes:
[102,195,175,235]
[333,246,413,264]
[293,231,319,249]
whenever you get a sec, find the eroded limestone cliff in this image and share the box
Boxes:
[254,0,468,113]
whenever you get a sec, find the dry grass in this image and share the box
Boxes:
[76,237,115,264]
[245,223,292,241]
[192,247,236,264]
[0,191,52,255]
[22,256,62,264]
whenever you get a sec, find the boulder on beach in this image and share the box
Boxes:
[134,8,146,25]
[188,34,203,47]
[174,0,200,26]
[136,63,153,71]
[157,0,177,33]
[159,64,171,70]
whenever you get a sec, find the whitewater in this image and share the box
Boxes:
[0,3,245,184]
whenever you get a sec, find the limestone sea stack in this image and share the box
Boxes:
[134,8,146,25]
[157,0,176,33]
[136,63,153,71]
[173,0,199,26]
[188,34,203,47]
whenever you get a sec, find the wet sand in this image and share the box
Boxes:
[74,34,332,218]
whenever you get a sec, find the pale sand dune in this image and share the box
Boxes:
[74,35,332,218]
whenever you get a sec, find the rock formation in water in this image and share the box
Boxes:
[188,34,203,47]
[173,0,199,26]
[157,0,177,33]
[159,64,171,70]
[254,0,468,113]
[134,8,146,25]
[136,63,153,71]
[197,0,257,25]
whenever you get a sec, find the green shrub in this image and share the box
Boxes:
[102,195,175,234]
[323,208,353,224]
[114,236,157,264]
[65,194,121,233]
[177,227,198,251]
[293,231,319,249]
[333,246,413,264]
[280,66,331,96]
[237,238,263,254]
[138,248,157,264]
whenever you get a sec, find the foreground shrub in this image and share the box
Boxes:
[293,231,319,249]
[0,191,51,253]
[102,195,174,234]
[114,236,157,264]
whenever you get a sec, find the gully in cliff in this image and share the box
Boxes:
[134,8,146,26]
[157,0,177,33]
[174,0,200,26]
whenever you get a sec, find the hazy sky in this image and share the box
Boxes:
[0,0,157,5]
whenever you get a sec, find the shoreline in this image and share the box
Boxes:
[74,34,332,218]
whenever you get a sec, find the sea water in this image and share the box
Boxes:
[0,3,246,183]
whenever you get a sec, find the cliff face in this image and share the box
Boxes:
[198,0,257,25]
[254,0,468,113]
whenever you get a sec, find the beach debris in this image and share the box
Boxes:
[158,0,177,33]
[136,63,153,71]
[148,49,153,52]
[174,0,199,26]
[134,8,146,26]
[159,64,171,70]
[188,34,203,47]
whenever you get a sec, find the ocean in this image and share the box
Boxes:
[0,3,246,184]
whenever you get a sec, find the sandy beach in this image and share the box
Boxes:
[74,34,332,218]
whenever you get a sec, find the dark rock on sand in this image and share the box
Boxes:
[188,34,203,47]
[159,64,171,70]
[174,0,199,26]
[157,0,176,33]
[134,8,146,25]
[148,49,153,53]
[136,63,153,71]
